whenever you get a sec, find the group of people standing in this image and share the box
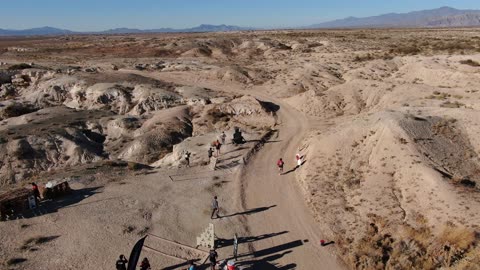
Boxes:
[115,255,151,270]
[208,131,226,165]
[213,132,226,157]
[115,249,224,270]
[116,131,240,270]
[185,131,227,167]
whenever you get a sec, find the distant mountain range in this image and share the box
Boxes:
[0,26,75,36]
[310,6,480,28]
[97,24,252,34]
[1,7,480,36]
[0,24,253,36]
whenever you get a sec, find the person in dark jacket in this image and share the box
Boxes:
[140,257,151,270]
[115,254,128,270]
[209,249,218,270]
[208,148,214,164]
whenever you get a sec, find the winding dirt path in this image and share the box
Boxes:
[122,70,344,269]
[238,98,344,269]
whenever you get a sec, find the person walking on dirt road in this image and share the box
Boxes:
[277,158,284,175]
[211,196,220,219]
[209,249,218,270]
[296,153,302,168]
[115,254,128,270]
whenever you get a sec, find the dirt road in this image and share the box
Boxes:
[238,98,344,269]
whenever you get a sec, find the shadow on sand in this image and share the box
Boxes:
[162,259,203,270]
[215,231,288,248]
[6,187,103,220]
[215,160,241,170]
[235,240,305,269]
[321,241,335,247]
[281,159,307,175]
[221,205,276,218]
[162,236,305,269]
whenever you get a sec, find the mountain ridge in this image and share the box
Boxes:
[0,24,254,36]
[1,7,480,36]
[310,6,480,28]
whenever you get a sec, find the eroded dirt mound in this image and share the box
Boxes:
[297,111,480,269]
[116,106,193,164]
[400,116,480,188]
[0,69,229,187]
[191,95,276,136]
[0,107,109,186]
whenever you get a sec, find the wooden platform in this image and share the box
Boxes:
[0,188,33,220]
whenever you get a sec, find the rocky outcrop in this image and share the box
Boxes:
[117,107,193,164]
[0,101,38,120]
[426,13,480,27]
[0,71,13,85]
[0,84,16,99]
[0,129,106,185]
[83,83,133,114]
[130,85,183,115]
[0,68,232,186]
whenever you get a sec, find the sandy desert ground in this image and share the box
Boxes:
[0,28,480,270]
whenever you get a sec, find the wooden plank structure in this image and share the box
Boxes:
[0,181,71,221]
[0,188,33,220]
[144,233,209,262]
[40,181,71,200]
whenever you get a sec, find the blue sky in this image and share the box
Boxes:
[1,0,479,31]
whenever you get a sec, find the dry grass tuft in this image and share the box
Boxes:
[127,162,142,171]
[354,54,375,62]
[440,101,465,108]
[340,212,479,269]
[438,225,476,250]
[390,45,421,55]
[451,246,480,270]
